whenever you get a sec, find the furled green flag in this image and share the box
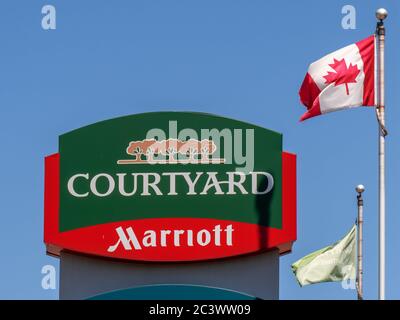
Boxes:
[291,225,356,286]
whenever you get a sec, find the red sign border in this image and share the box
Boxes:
[44,152,296,262]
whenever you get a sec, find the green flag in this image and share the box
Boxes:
[291,225,356,286]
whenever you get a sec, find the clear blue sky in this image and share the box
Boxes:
[0,0,398,300]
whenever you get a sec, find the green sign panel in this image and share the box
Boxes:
[44,112,296,261]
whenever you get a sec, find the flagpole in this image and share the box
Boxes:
[375,8,388,301]
[356,185,365,300]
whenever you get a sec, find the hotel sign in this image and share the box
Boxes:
[44,112,296,261]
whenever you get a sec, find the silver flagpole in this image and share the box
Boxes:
[356,185,365,300]
[375,8,388,300]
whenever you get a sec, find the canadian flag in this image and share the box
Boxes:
[299,35,375,121]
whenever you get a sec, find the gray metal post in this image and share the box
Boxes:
[356,184,365,300]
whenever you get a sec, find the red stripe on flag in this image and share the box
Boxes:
[299,73,322,121]
[356,35,375,106]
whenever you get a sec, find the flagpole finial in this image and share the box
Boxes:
[356,185,365,194]
[376,8,388,21]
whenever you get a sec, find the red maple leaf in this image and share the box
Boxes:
[323,58,360,95]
